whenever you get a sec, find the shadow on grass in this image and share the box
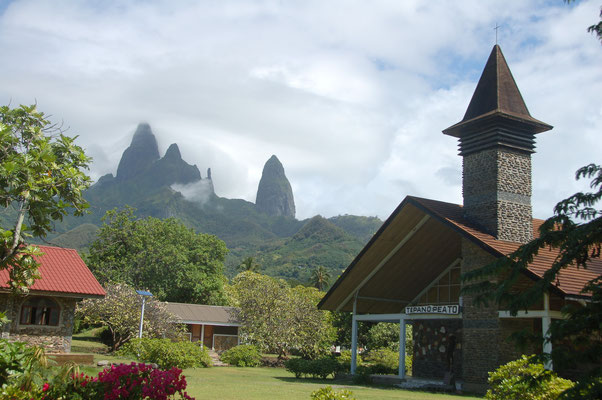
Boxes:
[274,376,339,384]
[73,335,100,342]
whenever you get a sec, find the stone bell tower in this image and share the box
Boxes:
[443,45,552,243]
[444,45,553,391]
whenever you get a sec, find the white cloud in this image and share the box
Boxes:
[171,180,214,205]
[0,0,600,221]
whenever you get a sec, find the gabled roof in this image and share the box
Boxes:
[0,245,105,298]
[164,302,241,326]
[318,196,600,312]
[443,45,552,138]
[409,197,601,298]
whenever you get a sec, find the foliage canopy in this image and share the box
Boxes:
[77,282,182,351]
[230,271,335,359]
[86,206,228,304]
[0,104,91,291]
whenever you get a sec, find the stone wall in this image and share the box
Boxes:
[0,294,76,353]
[499,318,539,366]
[460,239,500,392]
[412,319,462,379]
[463,147,533,244]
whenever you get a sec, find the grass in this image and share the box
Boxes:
[71,327,108,354]
[77,358,480,400]
[66,333,480,400]
[181,367,481,400]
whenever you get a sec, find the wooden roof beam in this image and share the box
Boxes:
[336,214,431,312]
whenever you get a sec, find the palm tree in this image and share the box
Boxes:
[238,256,261,272]
[310,265,331,291]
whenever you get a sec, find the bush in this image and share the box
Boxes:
[486,355,574,400]
[0,340,50,396]
[119,338,212,369]
[351,365,373,385]
[43,363,193,400]
[220,344,261,367]
[285,357,340,379]
[362,348,398,374]
[310,386,356,400]
[336,350,362,371]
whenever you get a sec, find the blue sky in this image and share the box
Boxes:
[0,0,600,220]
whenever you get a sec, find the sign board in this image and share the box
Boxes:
[405,304,460,315]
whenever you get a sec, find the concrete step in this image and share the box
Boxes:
[207,350,228,367]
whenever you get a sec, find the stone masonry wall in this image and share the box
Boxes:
[461,239,500,392]
[0,294,76,353]
[412,319,462,379]
[463,147,533,244]
[498,318,539,366]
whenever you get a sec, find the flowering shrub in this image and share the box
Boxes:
[42,363,194,400]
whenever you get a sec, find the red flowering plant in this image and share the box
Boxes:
[42,363,194,400]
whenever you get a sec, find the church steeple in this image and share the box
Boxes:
[443,45,552,243]
[444,45,552,155]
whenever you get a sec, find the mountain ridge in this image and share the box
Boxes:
[38,123,382,287]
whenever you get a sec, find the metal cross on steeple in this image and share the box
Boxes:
[494,23,500,44]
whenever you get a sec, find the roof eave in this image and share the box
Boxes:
[0,288,105,299]
[443,111,553,138]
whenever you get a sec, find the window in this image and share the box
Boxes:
[19,297,60,326]
[416,265,462,305]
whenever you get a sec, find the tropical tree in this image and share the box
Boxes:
[0,104,91,292]
[238,256,260,272]
[77,282,182,351]
[289,285,336,359]
[310,265,331,291]
[462,164,602,399]
[230,271,335,359]
[85,207,228,304]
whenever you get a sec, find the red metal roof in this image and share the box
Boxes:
[410,196,601,298]
[0,245,105,297]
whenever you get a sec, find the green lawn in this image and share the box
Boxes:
[181,367,480,400]
[71,327,108,354]
[79,357,479,400]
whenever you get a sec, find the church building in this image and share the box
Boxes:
[318,45,598,392]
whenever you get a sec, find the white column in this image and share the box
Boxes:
[398,318,406,379]
[200,324,205,349]
[542,292,553,370]
[350,294,358,374]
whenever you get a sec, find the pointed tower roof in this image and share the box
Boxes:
[443,45,552,140]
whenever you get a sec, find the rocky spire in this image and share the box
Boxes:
[151,143,201,186]
[116,123,160,181]
[255,155,296,218]
[163,143,182,161]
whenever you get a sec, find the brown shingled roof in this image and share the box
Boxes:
[164,302,241,326]
[409,196,600,299]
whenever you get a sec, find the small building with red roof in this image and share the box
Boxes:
[0,245,105,353]
[318,45,598,392]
